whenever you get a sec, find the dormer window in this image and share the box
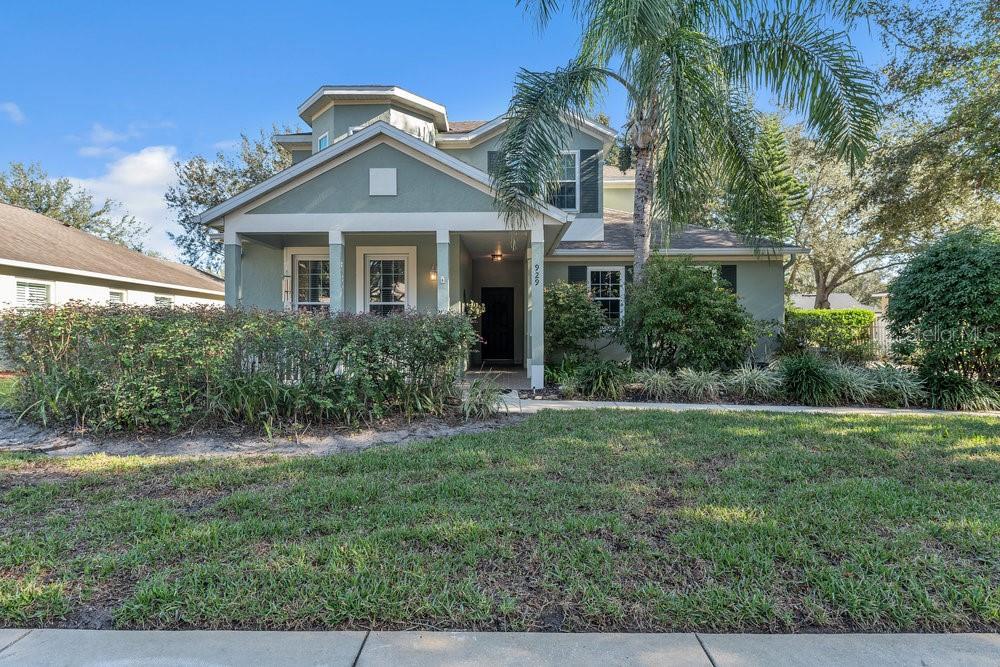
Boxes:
[317,132,330,150]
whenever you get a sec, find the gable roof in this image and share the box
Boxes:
[555,208,809,256]
[0,203,224,295]
[790,293,876,310]
[194,121,572,225]
[442,120,490,134]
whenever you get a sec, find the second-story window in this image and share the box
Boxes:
[548,151,579,211]
[317,132,330,150]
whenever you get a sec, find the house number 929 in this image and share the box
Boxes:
[533,263,541,286]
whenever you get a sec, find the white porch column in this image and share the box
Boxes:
[224,234,242,308]
[436,229,450,312]
[328,230,344,313]
[529,226,545,389]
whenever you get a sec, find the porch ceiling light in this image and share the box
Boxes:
[491,251,503,263]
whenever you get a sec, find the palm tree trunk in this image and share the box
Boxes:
[632,145,655,281]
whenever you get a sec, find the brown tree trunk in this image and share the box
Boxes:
[813,266,832,309]
[632,144,655,281]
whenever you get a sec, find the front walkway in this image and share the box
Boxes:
[502,393,1000,418]
[1,629,997,666]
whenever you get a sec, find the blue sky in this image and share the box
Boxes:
[0,0,888,258]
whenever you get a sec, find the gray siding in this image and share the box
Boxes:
[248,143,497,215]
[239,242,284,310]
[344,232,438,313]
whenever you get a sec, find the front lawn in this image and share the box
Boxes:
[1,410,997,632]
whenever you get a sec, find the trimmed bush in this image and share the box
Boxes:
[674,368,723,402]
[544,281,607,359]
[888,227,1000,385]
[0,305,477,432]
[778,353,840,406]
[782,308,876,362]
[620,256,756,370]
[725,365,781,402]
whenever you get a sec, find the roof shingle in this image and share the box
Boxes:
[0,203,224,293]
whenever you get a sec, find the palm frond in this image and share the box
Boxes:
[492,61,611,228]
[722,10,880,170]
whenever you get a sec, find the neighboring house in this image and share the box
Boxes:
[0,203,224,308]
[196,85,807,388]
[790,293,877,311]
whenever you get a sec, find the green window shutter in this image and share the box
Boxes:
[720,265,737,292]
[625,265,634,284]
[568,265,588,284]
[580,149,599,213]
[487,151,498,175]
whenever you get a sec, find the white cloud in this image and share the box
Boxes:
[78,120,175,158]
[88,122,135,145]
[1,102,25,124]
[212,139,240,151]
[78,145,124,158]
[67,146,180,258]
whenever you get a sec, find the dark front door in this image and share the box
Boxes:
[481,287,515,362]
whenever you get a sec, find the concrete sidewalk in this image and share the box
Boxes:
[501,393,1000,418]
[1,629,998,666]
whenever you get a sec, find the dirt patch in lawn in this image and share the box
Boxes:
[0,410,524,458]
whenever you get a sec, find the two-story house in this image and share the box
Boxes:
[196,85,805,388]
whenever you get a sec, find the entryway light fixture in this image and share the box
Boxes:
[491,251,503,263]
[429,266,438,281]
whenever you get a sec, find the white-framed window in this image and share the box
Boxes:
[588,266,624,321]
[317,132,330,150]
[15,281,51,308]
[154,295,174,307]
[355,246,417,314]
[108,289,126,305]
[549,150,580,211]
[292,255,331,312]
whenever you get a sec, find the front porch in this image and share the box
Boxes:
[226,229,548,388]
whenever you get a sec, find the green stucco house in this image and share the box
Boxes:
[197,85,806,388]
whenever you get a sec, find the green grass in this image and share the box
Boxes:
[1,410,998,632]
[0,375,15,409]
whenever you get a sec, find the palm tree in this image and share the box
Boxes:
[491,0,881,280]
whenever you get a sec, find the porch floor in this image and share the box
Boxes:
[464,365,531,391]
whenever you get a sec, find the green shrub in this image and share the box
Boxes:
[674,368,723,402]
[544,353,585,387]
[782,308,877,362]
[869,364,927,408]
[544,281,607,359]
[724,365,781,402]
[634,368,675,401]
[463,375,508,421]
[0,306,477,432]
[778,353,840,406]
[888,227,1000,386]
[574,358,632,400]
[830,363,877,405]
[921,371,1000,411]
[619,256,755,371]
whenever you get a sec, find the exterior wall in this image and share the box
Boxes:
[0,267,223,308]
[239,242,284,310]
[248,143,497,215]
[310,104,391,151]
[604,186,633,210]
[388,105,436,144]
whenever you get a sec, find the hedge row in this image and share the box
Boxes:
[781,307,877,362]
[0,306,477,432]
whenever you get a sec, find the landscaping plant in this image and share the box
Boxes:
[0,305,478,432]
[574,358,632,400]
[462,374,508,421]
[782,308,877,362]
[778,353,840,406]
[543,281,607,359]
[869,364,927,409]
[619,256,755,371]
[674,368,724,402]
[724,364,781,402]
[920,371,1000,412]
[634,368,675,401]
[830,362,878,405]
